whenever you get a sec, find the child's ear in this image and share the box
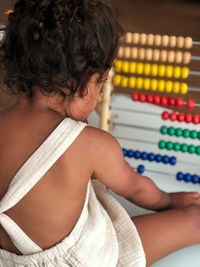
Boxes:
[79,73,100,98]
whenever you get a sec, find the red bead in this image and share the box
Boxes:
[187,99,195,110]
[131,92,139,101]
[139,93,146,102]
[168,97,176,107]
[176,98,183,108]
[162,111,169,120]
[154,95,161,105]
[161,96,168,106]
[147,94,153,103]
[185,113,193,123]
[169,112,177,121]
[192,114,200,124]
[177,113,185,122]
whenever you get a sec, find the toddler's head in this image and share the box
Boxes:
[0,0,122,119]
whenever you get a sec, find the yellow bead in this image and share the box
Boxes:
[144,64,151,75]
[143,78,150,90]
[166,66,173,78]
[172,82,180,94]
[129,62,136,74]
[121,76,129,88]
[113,75,122,87]
[165,81,173,93]
[158,80,165,92]
[122,61,129,73]
[174,66,181,79]
[136,63,144,75]
[151,79,158,91]
[129,77,136,88]
[151,64,158,76]
[158,65,166,77]
[136,77,143,89]
[181,67,189,79]
[114,60,122,72]
[180,83,188,94]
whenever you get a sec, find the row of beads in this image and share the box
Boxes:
[158,140,200,155]
[131,92,195,109]
[162,111,200,124]
[114,60,189,79]
[122,148,177,165]
[176,172,200,184]
[136,165,200,184]
[160,126,200,140]
[113,75,188,94]
[117,47,191,64]
[123,33,193,49]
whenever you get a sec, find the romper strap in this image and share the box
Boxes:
[0,118,86,254]
[0,213,42,254]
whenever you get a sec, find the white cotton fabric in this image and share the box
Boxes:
[0,118,146,266]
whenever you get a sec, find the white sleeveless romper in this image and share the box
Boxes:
[0,118,146,267]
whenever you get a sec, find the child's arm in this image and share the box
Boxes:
[90,128,200,211]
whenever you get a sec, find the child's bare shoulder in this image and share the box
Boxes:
[83,126,121,152]
[80,126,123,167]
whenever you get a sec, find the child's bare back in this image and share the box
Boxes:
[0,105,92,253]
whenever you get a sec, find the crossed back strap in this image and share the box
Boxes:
[0,118,86,254]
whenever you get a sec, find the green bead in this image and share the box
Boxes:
[160,126,168,135]
[175,128,182,137]
[188,145,196,154]
[198,132,200,140]
[159,140,166,149]
[168,127,175,136]
[195,146,200,155]
[190,130,198,139]
[174,142,181,151]
[181,143,188,153]
[166,141,173,150]
[183,129,190,138]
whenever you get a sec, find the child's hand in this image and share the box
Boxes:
[170,192,200,208]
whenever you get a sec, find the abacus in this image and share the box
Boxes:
[99,31,200,195]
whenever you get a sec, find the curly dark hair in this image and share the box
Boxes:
[0,0,122,99]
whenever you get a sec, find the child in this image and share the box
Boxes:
[0,0,200,266]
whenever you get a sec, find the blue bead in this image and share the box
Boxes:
[126,149,134,158]
[137,165,145,174]
[162,155,169,164]
[122,148,127,157]
[141,152,148,160]
[148,153,155,161]
[134,150,141,159]
[155,154,162,162]
[169,156,177,165]
[191,175,200,184]
[176,172,184,181]
[183,173,191,183]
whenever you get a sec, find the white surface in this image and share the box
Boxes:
[88,94,200,267]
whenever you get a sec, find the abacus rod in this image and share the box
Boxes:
[192,41,200,45]
[191,56,200,61]
[178,160,200,167]
[114,122,158,132]
[112,106,159,116]
[189,86,200,92]
[190,71,200,76]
